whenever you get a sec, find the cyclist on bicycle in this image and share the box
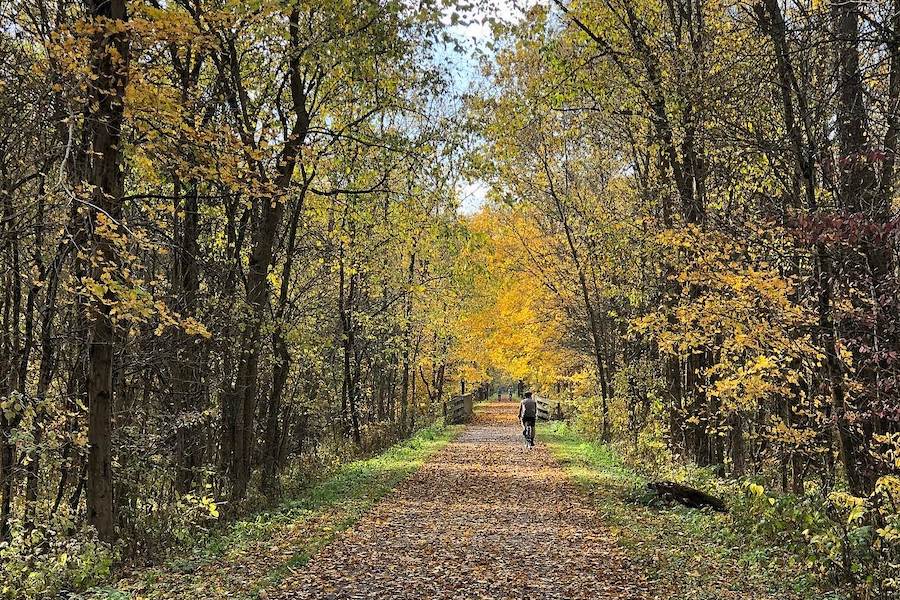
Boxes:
[519,391,537,446]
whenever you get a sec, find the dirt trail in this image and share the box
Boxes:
[272,400,646,599]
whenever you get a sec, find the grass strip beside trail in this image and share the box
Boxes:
[541,422,837,600]
[88,422,461,600]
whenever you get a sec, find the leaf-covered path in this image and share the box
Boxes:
[271,401,647,599]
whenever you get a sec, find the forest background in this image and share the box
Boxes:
[0,0,899,597]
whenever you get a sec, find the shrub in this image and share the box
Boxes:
[0,525,115,599]
[730,477,900,598]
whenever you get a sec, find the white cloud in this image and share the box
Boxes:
[457,179,489,215]
[443,0,529,45]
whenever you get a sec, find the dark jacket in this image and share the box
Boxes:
[520,398,537,420]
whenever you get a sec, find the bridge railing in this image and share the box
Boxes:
[444,386,565,424]
[445,392,474,424]
[534,395,565,421]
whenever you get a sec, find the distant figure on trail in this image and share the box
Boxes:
[519,391,537,448]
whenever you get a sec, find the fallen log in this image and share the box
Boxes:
[647,481,728,513]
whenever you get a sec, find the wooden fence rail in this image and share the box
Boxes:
[444,382,492,424]
[534,395,564,421]
[445,393,474,424]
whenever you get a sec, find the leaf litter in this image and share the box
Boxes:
[272,401,648,600]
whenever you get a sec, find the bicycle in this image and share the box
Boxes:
[522,421,535,449]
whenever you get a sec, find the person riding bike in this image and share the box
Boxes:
[519,391,537,447]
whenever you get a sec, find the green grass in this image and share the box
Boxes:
[542,421,834,600]
[91,421,460,599]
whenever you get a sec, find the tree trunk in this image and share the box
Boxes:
[262,334,289,493]
[83,0,129,542]
[729,412,745,476]
[221,7,310,503]
[0,195,22,541]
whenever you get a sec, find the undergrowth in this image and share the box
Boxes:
[2,421,458,600]
[541,421,843,600]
